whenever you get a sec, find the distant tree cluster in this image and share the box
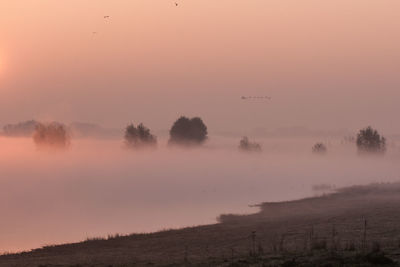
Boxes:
[33,122,70,148]
[239,136,262,152]
[356,126,386,154]
[168,116,208,145]
[312,143,327,154]
[3,120,38,137]
[1,117,390,158]
[124,123,157,148]
[310,127,387,156]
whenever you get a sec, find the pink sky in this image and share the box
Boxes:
[0,0,399,133]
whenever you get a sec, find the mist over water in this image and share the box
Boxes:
[0,136,399,252]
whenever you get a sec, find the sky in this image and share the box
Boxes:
[0,0,399,134]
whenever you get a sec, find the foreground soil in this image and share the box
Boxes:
[2,183,400,266]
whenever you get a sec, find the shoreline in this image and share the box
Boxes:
[2,183,400,266]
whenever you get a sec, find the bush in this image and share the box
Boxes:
[356,126,386,154]
[168,116,207,145]
[33,122,70,148]
[239,136,262,152]
[312,143,327,154]
[124,123,157,148]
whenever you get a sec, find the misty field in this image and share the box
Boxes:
[0,135,399,254]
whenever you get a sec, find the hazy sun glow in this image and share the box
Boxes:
[0,48,8,77]
[0,54,3,74]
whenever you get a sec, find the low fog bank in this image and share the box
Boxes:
[0,120,122,139]
[0,136,399,252]
[5,120,400,142]
[219,182,400,224]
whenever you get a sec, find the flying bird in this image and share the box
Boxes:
[175,2,178,6]
[104,16,110,19]
[241,96,272,100]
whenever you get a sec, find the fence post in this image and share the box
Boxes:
[363,219,367,252]
[310,225,314,251]
[184,245,188,264]
[251,231,256,256]
[331,224,337,251]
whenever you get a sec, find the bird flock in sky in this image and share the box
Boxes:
[241,96,272,100]
[90,4,272,102]
[93,2,179,35]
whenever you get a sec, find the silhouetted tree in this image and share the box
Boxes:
[356,126,386,154]
[239,136,262,152]
[168,116,207,145]
[124,123,157,148]
[312,143,327,154]
[33,122,70,148]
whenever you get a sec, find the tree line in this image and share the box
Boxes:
[124,116,208,148]
[311,126,386,155]
[1,117,388,155]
